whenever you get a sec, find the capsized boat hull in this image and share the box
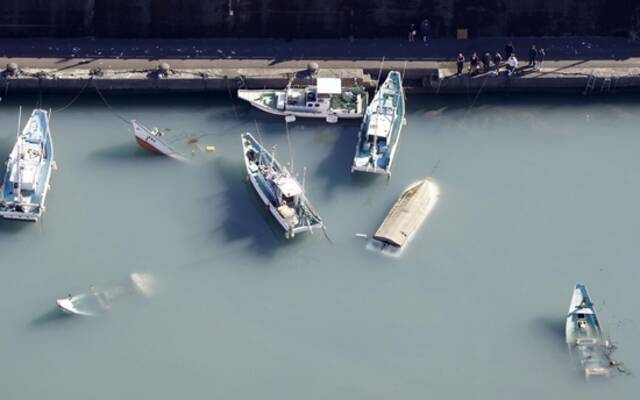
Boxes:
[0,109,54,222]
[241,132,323,238]
[373,178,438,249]
[132,120,185,160]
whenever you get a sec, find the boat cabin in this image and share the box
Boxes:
[282,78,343,114]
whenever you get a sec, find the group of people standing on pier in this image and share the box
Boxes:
[455,43,546,77]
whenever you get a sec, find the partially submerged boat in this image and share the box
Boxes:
[238,78,367,123]
[352,71,406,175]
[565,284,611,379]
[241,132,323,238]
[0,109,54,222]
[131,120,184,160]
[372,178,438,252]
[56,272,156,316]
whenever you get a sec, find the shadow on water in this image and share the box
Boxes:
[211,157,297,257]
[89,141,163,163]
[313,123,387,199]
[29,308,76,328]
[0,219,30,233]
[532,315,567,352]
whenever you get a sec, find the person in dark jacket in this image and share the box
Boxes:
[420,18,430,44]
[535,48,546,70]
[482,52,492,73]
[528,45,537,67]
[505,42,514,59]
[456,53,465,75]
[469,52,479,75]
[493,51,503,74]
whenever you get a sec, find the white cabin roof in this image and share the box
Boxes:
[275,175,302,197]
[317,78,342,94]
[367,113,392,138]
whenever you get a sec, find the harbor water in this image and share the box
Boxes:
[1,92,638,399]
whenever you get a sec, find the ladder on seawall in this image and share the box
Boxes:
[583,75,596,96]
[600,77,612,93]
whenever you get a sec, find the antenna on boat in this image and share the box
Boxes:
[16,106,22,138]
[375,57,386,91]
[285,119,294,173]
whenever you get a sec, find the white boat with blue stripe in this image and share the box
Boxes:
[241,132,323,239]
[352,71,405,175]
[0,109,54,222]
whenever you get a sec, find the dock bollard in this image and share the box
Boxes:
[5,62,19,77]
[307,62,319,77]
[157,63,171,78]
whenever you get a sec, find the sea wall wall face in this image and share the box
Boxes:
[0,0,638,38]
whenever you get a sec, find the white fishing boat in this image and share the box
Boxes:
[565,284,611,379]
[352,71,406,175]
[241,132,323,238]
[0,109,54,221]
[131,120,184,160]
[56,272,156,316]
[238,78,367,123]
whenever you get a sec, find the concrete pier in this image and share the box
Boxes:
[2,37,640,95]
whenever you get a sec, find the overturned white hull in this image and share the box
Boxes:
[373,178,439,252]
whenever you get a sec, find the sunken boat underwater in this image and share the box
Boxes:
[352,71,406,175]
[241,133,323,239]
[373,178,438,251]
[565,284,612,380]
[0,109,54,222]
[131,120,184,160]
[237,77,367,123]
[56,272,157,317]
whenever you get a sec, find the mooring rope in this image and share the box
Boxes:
[52,77,93,114]
[92,80,130,125]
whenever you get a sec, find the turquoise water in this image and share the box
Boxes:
[0,93,638,399]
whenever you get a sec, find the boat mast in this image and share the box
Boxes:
[15,106,22,202]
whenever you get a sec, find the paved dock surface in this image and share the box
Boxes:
[2,37,640,94]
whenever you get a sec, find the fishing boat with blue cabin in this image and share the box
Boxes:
[565,284,612,379]
[241,132,323,239]
[352,71,405,175]
[0,109,54,222]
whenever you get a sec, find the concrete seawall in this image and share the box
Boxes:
[4,64,640,96]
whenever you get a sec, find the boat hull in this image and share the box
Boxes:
[238,89,365,120]
[373,178,438,249]
[241,133,323,238]
[0,109,54,222]
[132,120,184,160]
[352,71,405,175]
